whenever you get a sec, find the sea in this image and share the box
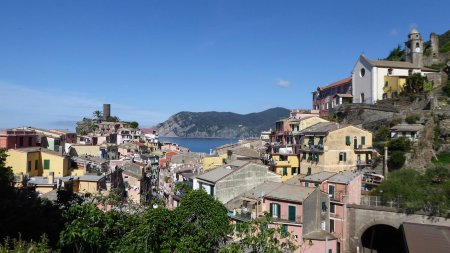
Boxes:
[159,137,238,153]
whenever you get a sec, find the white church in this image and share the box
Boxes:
[352,28,439,104]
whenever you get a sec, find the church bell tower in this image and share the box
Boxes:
[405,28,424,68]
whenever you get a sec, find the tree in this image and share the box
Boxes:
[385,44,405,61]
[171,190,231,252]
[221,213,300,253]
[374,127,390,142]
[373,167,450,216]
[388,136,412,152]
[388,150,406,171]
[402,73,426,95]
[129,121,139,129]
[92,110,102,121]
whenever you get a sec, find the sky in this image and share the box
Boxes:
[0,0,448,130]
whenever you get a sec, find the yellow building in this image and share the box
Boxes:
[78,175,107,194]
[298,122,374,174]
[382,76,406,99]
[5,147,70,177]
[269,154,300,181]
[203,153,227,171]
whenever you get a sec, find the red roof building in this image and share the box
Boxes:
[312,77,353,117]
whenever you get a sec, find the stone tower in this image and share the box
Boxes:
[405,28,424,68]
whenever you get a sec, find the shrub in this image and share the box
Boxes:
[390,117,402,127]
[388,136,412,152]
[375,127,390,142]
[388,151,406,171]
[405,114,420,124]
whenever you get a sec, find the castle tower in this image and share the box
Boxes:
[405,28,423,68]
[103,104,111,121]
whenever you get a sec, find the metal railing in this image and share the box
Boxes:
[360,195,400,208]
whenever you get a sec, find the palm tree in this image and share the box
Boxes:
[93,110,102,121]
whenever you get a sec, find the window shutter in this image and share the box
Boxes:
[345,136,350,145]
[361,136,366,145]
[344,152,347,161]
[270,203,273,217]
[277,204,281,218]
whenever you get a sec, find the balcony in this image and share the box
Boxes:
[271,215,302,224]
[329,190,346,203]
[298,144,325,153]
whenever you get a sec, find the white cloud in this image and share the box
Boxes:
[389,28,398,36]
[275,79,291,88]
[0,81,168,129]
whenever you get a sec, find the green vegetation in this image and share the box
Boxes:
[386,137,412,171]
[373,166,450,216]
[438,30,450,53]
[156,107,290,138]
[129,121,139,129]
[389,117,402,127]
[385,44,405,61]
[432,152,450,165]
[0,236,53,253]
[388,150,406,171]
[388,136,412,152]
[220,214,299,253]
[442,78,450,97]
[405,114,420,124]
[402,73,428,95]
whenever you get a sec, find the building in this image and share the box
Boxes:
[0,129,37,149]
[78,175,107,194]
[49,129,77,144]
[203,154,227,171]
[121,162,145,204]
[117,128,142,144]
[17,127,66,152]
[297,122,374,174]
[193,161,281,204]
[352,29,439,104]
[69,144,118,160]
[5,147,70,178]
[390,123,424,142]
[301,171,362,253]
[312,77,353,117]
[70,155,109,176]
[118,141,147,157]
[227,181,337,253]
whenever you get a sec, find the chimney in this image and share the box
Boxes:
[48,172,55,184]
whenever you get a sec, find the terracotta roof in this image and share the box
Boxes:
[319,77,352,91]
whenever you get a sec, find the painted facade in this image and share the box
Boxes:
[312,77,353,117]
[0,130,37,149]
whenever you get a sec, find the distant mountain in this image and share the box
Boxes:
[155,107,290,138]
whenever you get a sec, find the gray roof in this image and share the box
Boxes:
[299,122,339,135]
[284,174,305,185]
[391,124,424,132]
[79,174,105,182]
[367,59,439,72]
[28,177,55,185]
[327,171,361,184]
[265,184,315,203]
[241,181,282,200]
[302,172,336,183]
[195,160,253,183]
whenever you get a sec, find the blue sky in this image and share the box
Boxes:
[0,0,448,129]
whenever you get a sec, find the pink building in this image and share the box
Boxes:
[228,182,337,253]
[0,129,37,149]
[312,77,353,117]
[49,129,77,144]
[300,171,362,253]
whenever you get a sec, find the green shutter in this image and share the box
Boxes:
[345,136,350,145]
[44,160,50,170]
[270,203,273,217]
[288,206,296,221]
[361,136,366,145]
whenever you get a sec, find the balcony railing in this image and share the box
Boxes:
[271,215,302,224]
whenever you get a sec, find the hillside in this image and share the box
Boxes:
[155,107,290,138]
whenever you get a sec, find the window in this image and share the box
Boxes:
[282,167,288,176]
[19,137,24,147]
[321,201,327,212]
[270,203,281,218]
[330,203,336,214]
[27,161,31,173]
[360,68,365,77]
[388,68,393,75]
[345,136,350,146]
[305,182,309,187]
[44,160,50,170]
[330,219,335,233]
[328,185,335,199]
[382,93,388,99]
[314,183,319,187]
[288,205,296,221]
[307,167,312,176]
[321,220,326,230]
[384,81,388,87]
[339,152,347,162]
[361,136,366,146]
[35,160,38,170]
[281,224,288,236]
[291,167,298,175]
